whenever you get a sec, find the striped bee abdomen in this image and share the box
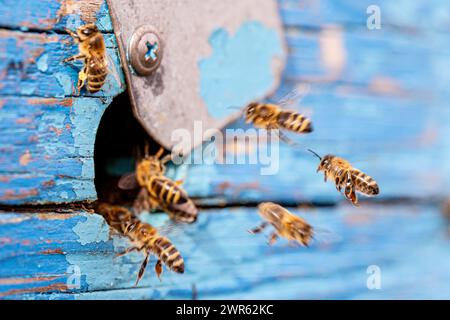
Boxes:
[86,57,107,93]
[152,237,185,273]
[351,169,379,195]
[148,177,188,204]
[148,177,198,223]
[277,111,313,133]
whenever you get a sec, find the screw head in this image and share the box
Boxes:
[128,25,163,76]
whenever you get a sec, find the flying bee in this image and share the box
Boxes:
[249,202,314,247]
[63,24,108,93]
[308,149,380,206]
[244,103,313,135]
[119,147,198,224]
[231,86,313,144]
[97,203,185,284]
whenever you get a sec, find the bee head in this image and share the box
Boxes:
[317,155,334,172]
[308,149,332,172]
[77,24,99,40]
[244,102,258,122]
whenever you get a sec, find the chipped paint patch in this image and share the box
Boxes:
[37,53,49,72]
[66,213,135,293]
[57,0,104,25]
[71,212,109,245]
[55,72,74,97]
[199,21,283,119]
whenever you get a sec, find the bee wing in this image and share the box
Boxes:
[118,172,139,190]
[154,219,192,240]
[132,188,151,215]
[312,227,343,246]
[105,50,122,89]
[275,83,311,109]
[268,128,298,146]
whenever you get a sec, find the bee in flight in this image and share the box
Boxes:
[232,86,314,144]
[98,203,185,284]
[244,102,313,136]
[118,146,198,223]
[63,24,108,93]
[249,202,313,247]
[308,149,380,206]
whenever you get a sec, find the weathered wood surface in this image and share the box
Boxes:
[1,0,450,301]
[0,2,125,204]
[1,204,449,299]
[1,0,450,204]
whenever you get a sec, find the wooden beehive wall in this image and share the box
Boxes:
[1,0,450,299]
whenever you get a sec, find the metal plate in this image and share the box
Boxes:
[106,0,286,153]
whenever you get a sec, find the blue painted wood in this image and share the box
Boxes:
[0,0,113,32]
[0,1,125,204]
[179,84,450,204]
[279,0,450,32]
[0,97,115,204]
[1,0,450,204]
[1,204,449,299]
[0,30,124,98]
[1,0,450,301]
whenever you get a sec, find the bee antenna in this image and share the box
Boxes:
[155,147,164,159]
[307,149,322,160]
[144,141,150,157]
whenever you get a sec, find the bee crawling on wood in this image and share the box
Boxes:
[308,149,380,206]
[118,146,198,223]
[63,24,108,93]
[250,202,314,247]
[97,203,185,284]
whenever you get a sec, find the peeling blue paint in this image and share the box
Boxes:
[72,212,110,245]
[37,54,49,73]
[54,73,74,97]
[199,21,283,119]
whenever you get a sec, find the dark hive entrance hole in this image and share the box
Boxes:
[94,92,160,204]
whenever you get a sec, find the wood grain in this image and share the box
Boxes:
[1,204,449,299]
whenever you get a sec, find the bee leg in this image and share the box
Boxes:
[344,171,359,206]
[160,153,172,165]
[65,28,80,41]
[155,259,163,281]
[149,197,160,210]
[135,253,150,286]
[248,222,268,234]
[115,246,139,258]
[63,54,86,63]
[77,63,88,92]
[278,130,297,146]
[175,180,184,186]
[268,232,279,246]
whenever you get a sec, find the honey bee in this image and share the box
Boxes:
[244,102,313,136]
[63,24,108,93]
[249,202,313,247]
[97,203,185,284]
[119,147,198,223]
[308,149,380,206]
